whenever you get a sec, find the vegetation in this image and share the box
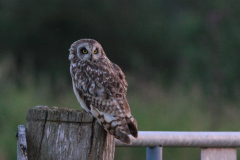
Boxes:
[0,1,240,159]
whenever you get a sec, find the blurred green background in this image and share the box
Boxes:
[1,0,240,159]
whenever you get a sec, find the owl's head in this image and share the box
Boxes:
[69,39,105,62]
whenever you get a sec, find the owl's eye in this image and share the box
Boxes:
[81,48,88,54]
[94,49,98,54]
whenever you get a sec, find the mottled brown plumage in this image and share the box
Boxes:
[69,39,138,144]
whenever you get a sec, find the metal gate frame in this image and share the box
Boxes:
[115,131,240,160]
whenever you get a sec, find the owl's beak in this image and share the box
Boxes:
[89,54,93,61]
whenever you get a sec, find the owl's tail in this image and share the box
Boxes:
[90,105,137,145]
[104,116,138,145]
[114,116,138,145]
[126,116,138,138]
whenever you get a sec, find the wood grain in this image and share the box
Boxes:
[26,106,115,160]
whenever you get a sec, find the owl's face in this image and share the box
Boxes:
[69,39,105,62]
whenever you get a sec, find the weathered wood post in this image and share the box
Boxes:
[25,106,115,160]
[17,125,28,160]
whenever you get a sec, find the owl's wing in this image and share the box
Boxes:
[111,63,128,92]
[74,61,138,144]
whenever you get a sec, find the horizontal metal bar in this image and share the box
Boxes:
[201,148,237,160]
[115,131,240,147]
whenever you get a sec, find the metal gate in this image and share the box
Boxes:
[115,131,240,160]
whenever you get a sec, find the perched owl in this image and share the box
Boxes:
[69,39,138,144]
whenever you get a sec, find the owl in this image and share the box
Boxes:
[69,39,138,144]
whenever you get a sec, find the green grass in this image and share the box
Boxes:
[0,71,239,160]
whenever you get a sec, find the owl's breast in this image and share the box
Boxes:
[71,61,130,116]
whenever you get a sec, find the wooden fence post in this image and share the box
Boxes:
[25,106,115,160]
[17,125,28,160]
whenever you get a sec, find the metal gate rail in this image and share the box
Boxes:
[115,131,240,160]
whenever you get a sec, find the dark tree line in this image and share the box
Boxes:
[1,0,240,98]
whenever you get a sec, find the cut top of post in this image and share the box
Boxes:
[27,106,93,123]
